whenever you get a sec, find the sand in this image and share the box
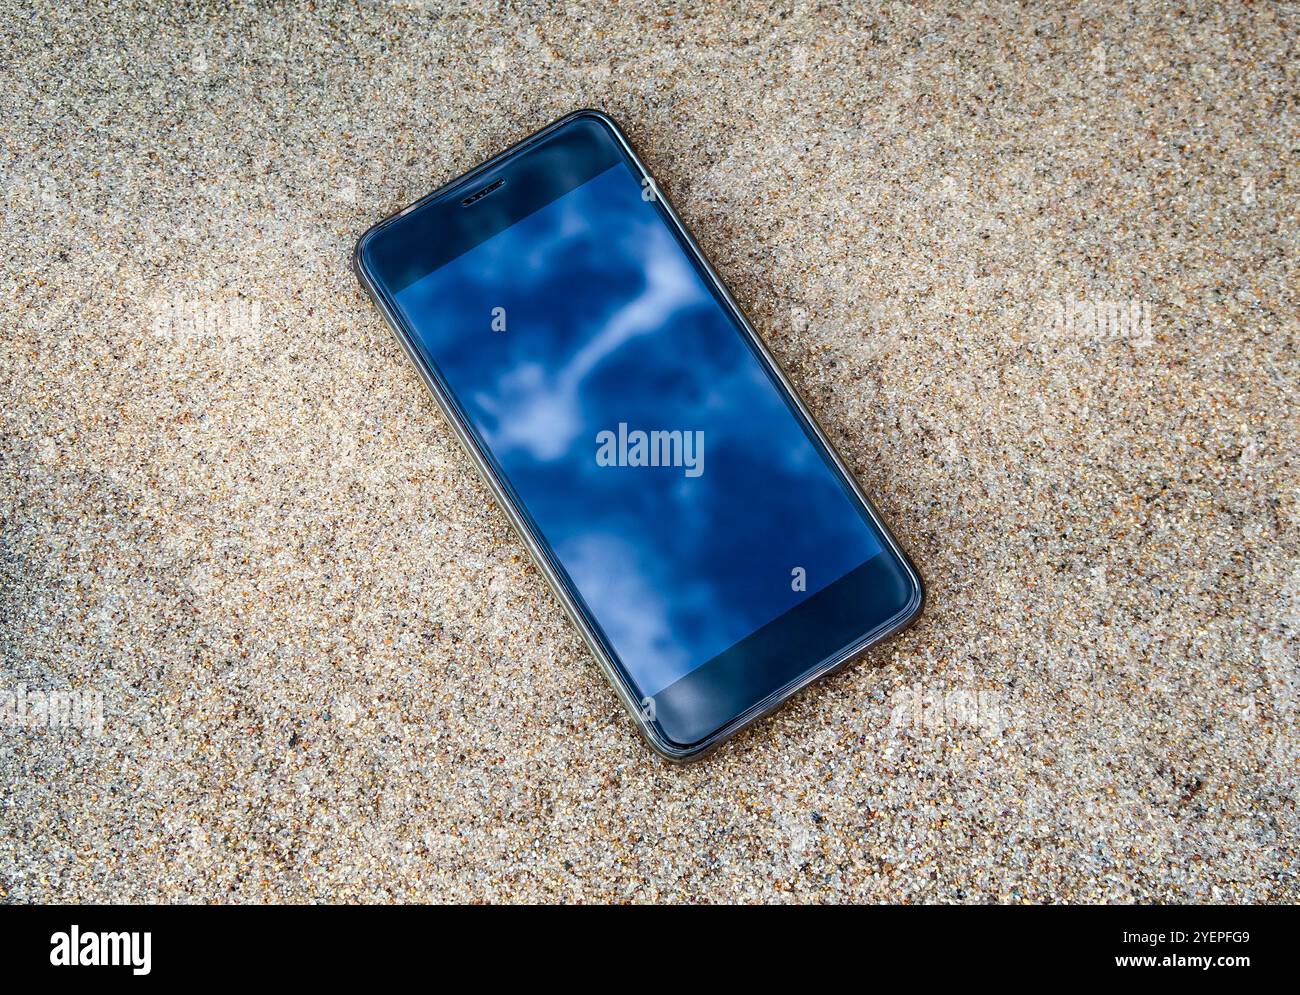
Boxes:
[0,1,1295,902]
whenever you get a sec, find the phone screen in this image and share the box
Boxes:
[364,115,918,747]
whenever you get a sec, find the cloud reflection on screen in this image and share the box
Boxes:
[395,163,881,697]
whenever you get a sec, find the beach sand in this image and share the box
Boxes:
[1,1,1295,902]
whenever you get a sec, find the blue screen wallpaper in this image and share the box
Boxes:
[394,163,881,697]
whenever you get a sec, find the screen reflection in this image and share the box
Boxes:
[394,163,881,697]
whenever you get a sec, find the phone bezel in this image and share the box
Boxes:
[353,109,925,761]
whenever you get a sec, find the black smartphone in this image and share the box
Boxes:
[353,110,923,760]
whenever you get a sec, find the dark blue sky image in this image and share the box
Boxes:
[395,163,881,696]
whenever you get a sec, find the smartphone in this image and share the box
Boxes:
[353,110,924,760]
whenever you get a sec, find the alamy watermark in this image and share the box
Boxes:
[1,684,104,737]
[595,423,704,477]
[1030,298,1154,347]
[150,293,264,345]
[888,683,1011,739]
[13,173,68,210]
[50,926,150,975]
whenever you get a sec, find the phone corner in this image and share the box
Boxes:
[642,731,715,765]
[628,713,716,765]
[887,553,926,641]
[564,107,625,137]
[351,225,379,288]
[901,562,927,629]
